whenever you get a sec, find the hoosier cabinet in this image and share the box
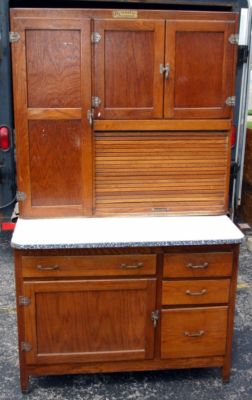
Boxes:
[9,2,244,393]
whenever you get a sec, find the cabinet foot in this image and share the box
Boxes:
[20,372,30,394]
[222,367,230,383]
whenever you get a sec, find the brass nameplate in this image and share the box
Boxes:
[112,10,138,19]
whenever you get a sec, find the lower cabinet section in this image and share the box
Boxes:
[14,244,239,392]
[22,279,156,364]
[161,307,228,359]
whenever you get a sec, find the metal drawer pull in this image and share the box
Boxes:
[186,289,207,296]
[184,330,205,337]
[160,63,170,79]
[37,265,59,271]
[186,262,209,270]
[120,262,144,269]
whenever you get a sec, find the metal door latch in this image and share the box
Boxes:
[160,64,170,79]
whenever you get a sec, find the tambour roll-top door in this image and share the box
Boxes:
[94,131,230,216]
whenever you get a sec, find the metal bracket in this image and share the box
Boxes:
[228,34,239,45]
[225,96,236,107]
[91,32,101,44]
[87,109,94,126]
[92,96,101,108]
[16,191,26,202]
[151,310,160,328]
[9,32,20,43]
[19,296,31,306]
[21,342,32,352]
[237,45,249,65]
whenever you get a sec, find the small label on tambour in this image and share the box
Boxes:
[112,10,138,19]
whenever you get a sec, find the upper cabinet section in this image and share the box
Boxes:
[94,20,165,119]
[164,20,237,119]
[92,13,237,120]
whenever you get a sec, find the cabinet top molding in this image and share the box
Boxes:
[11,215,243,250]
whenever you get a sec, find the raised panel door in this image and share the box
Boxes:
[11,17,92,217]
[22,279,156,364]
[94,19,165,119]
[164,20,237,119]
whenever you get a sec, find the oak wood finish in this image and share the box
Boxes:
[11,17,92,217]
[163,252,233,278]
[164,20,236,119]
[162,279,230,305]
[21,254,157,278]
[94,119,232,131]
[94,131,230,216]
[94,19,164,119]
[161,306,228,358]
[14,243,240,392]
[23,279,156,364]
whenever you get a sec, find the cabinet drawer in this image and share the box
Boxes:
[21,254,156,278]
[161,307,228,359]
[162,279,230,305]
[163,252,233,278]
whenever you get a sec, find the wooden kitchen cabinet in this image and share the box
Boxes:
[10,8,238,218]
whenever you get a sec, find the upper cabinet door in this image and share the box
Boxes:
[94,19,165,119]
[11,18,92,217]
[164,20,237,119]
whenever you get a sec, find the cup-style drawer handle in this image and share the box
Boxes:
[184,330,205,337]
[186,262,209,270]
[37,265,59,271]
[186,289,207,296]
[120,262,144,269]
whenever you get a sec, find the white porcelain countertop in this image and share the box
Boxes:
[11,215,244,249]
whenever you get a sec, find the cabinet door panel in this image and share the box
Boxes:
[94,20,164,119]
[11,18,92,217]
[164,20,236,119]
[23,279,156,364]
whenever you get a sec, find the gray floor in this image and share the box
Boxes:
[0,230,252,400]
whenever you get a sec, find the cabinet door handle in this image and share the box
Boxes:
[120,262,144,269]
[184,330,205,337]
[186,289,207,296]
[37,265,59,271]
[160,63,170,79]
[186,262,209,270]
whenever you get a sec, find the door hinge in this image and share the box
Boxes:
[91,32,101,44]
[87,109,94,126]
[151,310,160,328]
[225,96,236,107]
[92,96,101,108]
[21,342,32,352]
[16,191,26,202]
[19,296,31,306]
[237,45,249,65]
[228,33,239,45]
[231,161,240,179]
[9,32,20,43]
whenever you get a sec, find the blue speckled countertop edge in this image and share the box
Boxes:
[11,238,244,250]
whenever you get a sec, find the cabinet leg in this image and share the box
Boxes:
[222,365,230,383]
[20,371,30,394]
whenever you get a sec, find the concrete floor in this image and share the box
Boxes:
[0,229,252,400]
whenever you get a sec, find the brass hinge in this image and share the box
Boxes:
[228,34,239,45]
[21,342,32,352]
[19,296,31,306]
[226,96,236,107]
[151,310,160,328]
[92,96,101,108]
[16,191,26,202]
[9,32,20,43]
[91,32,101,44]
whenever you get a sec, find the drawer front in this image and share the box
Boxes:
[163,252,233,278]
[161,307,228,359]
[22,254,156,278]
[162,279,230,305]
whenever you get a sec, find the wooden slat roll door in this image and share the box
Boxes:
[11,17,92,217]
[94,131,231,216]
